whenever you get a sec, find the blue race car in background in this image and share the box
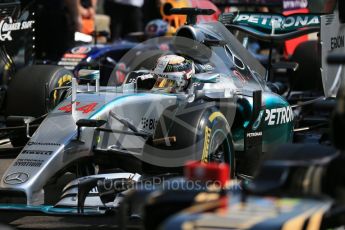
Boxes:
[57,41,137,86]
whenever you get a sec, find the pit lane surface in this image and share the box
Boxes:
[0,140,140,230]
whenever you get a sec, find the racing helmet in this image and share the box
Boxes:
[145,19,169,38]
[152,55,195,92]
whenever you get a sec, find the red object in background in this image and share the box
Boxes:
[115,63,127,85]
[161,0,220,34]
[184,161,230,187]
[283,8,310,58]
[190,0,221,22]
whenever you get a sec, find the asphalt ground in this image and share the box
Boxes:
[0,140,141,230]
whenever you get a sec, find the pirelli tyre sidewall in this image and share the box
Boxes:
[197,107,235,176]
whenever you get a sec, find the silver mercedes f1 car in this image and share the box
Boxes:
[0,8,296,214]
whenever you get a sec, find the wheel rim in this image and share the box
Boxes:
[209,143,225,163]
[209,130,229,163]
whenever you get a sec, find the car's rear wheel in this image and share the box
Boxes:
[5,65,72,147]
[200,109,235,177]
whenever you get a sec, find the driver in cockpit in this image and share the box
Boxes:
[137,54,196,93]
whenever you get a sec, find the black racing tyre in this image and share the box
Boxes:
[198,108,235,177]
[142,105,235,178]
[6,65,72,116]
[5,65,73,147]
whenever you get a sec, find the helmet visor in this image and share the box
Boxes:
[153,77,177,90]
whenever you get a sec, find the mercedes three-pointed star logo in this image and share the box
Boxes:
[4,172,29,185]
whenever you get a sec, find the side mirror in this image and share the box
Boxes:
[76,119,106,128]
[78,69,100,81]
[76,119,106,141]
[193,73,219,83]
[78,69,100,92]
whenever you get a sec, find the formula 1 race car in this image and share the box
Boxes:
[0,8,297,213]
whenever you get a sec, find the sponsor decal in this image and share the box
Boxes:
[57,62,80,70]
[27,142,61,146]
[4,172,29,185]
[0,17,35,41]
[22,150,53,156]
[234,13,320,32]
[71,46,92,54]
[246,132,263,137]
[265,106,294,126]
[141,117,158,130]
[58,57,84,69]
[63,53,87,59]
[331,36,345,50]
[202,126,212,162]
[283,0,308,10]
[13,159,43,167]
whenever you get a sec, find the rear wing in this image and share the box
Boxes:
[220,12,321,81]
[220,12,321,41]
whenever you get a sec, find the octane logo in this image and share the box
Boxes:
[4,172,29,185]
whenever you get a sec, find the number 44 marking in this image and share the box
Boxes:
[58,102,98,114]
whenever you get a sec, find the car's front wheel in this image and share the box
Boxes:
[5,65,72,147]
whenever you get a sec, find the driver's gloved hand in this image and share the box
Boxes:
[137,74,156,90]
